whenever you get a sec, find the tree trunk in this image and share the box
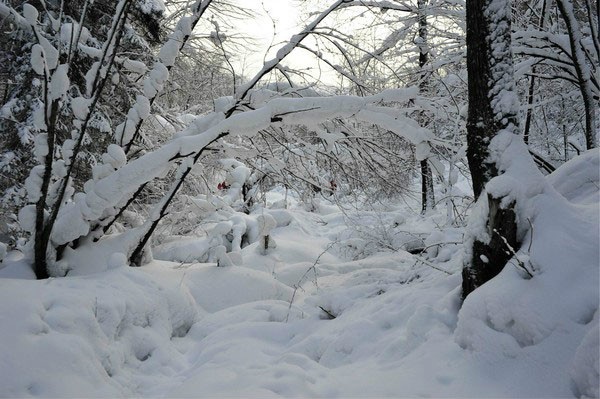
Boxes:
[417,0,435,214]
[556,0,597,150]
[420,159,435,214]
[462,0,521,299]
[523,0,549,145]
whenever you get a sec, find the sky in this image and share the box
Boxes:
[226,0,340,87]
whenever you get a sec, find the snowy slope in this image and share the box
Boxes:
[0,151,598,398]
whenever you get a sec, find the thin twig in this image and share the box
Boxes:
[493,228,534,278]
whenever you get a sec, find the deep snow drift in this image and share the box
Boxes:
[0,151,598,398]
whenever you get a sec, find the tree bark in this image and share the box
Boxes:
[417,0,435,214]
[462,0,522,299]
[420,159,435,214]
[462,195,518,297]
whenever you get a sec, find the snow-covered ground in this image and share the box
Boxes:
[0,151,598,398]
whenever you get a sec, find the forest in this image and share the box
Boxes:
[0,0,598,397]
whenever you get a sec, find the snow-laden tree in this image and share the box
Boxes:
[299,0,468,213]
[0,0,224,277]
[512,0,598,152]
[460,0,563,298]
[0,0,442,276]
[0,0,164,244]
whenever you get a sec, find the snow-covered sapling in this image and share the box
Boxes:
[214,245,233,267]
[256,214,277,255]
[0,242,7,262]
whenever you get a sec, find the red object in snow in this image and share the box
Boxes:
[217,181,229,190]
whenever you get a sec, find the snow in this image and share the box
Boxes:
[60,23,82,47]
[22,3,38,25]
[85,62,100,96]
[104,144,127,169]
[177,16,192,36]
[1,0,597,395]
[134,95,151,120]
[1,150,598,398]
[33,133,48,162]
[0,267,198,397]
[62,139,75,165]
[49,64,69,100]
[122,59,147,74]
[24,165,45,203]
[144,63,169,98]
[71,96,91,120]
[52,159,67,178]
[571,311,599,398]
[114,120,136,146]
[30,44,45,75]
[17,205,37,233]
[256,214,277,237]
[108,252,128,269]
[547,149,599,205]
[139,0,165,14]
[38,35,59,70]
[158,35,181,67]
[0,251,36,279]
[51,86,435,249]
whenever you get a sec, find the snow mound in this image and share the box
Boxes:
[153,236,212,263]
[456,148,599,396]
[0,251,36,279]
[548,149,599,205]
[146,263,294,313]
[0,268,199,397]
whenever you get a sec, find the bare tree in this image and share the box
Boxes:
[555,0,597,149]
[417,0,435,214]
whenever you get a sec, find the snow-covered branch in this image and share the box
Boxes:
[121,0,214,152]
[51,88,431,249]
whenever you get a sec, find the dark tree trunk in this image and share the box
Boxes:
[462,0,522,299]
[33,99,59,279]
[523,0,549,146]
[417,0,435,213]
[461,194,518,296]
[420,159,435,214]
[466,0,498,200]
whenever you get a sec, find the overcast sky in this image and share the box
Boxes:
[227,0,340,87]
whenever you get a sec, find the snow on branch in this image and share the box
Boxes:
[0,2,31,31]
[337,1,411,12]
[51,87,431,246]
[121,0,214,151]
